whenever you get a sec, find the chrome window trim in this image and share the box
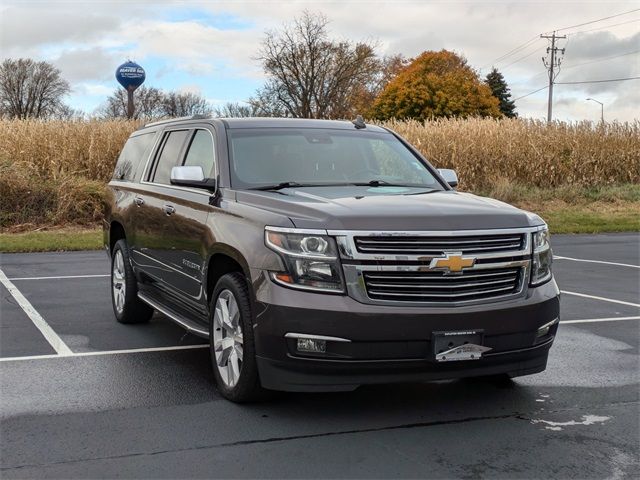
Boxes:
[140,126,218,197]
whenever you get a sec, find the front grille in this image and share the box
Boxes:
[354,233,525,255]
[363,267,522,303]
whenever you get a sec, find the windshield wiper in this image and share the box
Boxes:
[350,180,420,187]
[250,182,305,191]
[250,181,337,191]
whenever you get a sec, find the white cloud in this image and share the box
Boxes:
[1,0,638,120]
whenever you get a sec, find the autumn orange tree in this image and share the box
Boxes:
[370,50,501,120]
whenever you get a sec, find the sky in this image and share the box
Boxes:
[1,0,638,122]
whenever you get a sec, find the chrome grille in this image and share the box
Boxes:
[354,233,525,255]
[363,267,522,303]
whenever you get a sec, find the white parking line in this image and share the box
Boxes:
[561,290,640,308]
[562,316,640,324]
[0,316,637,363]
[0,268,73,356]
[555,256,640,269]
[0,344,208,362]
[8,274,109,281]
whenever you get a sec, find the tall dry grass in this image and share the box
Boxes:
[0,119,138,229]
[382,118,640,189]
[1,117,638,230]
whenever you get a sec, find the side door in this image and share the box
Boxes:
[132,128,191,294]
[141,127,216,319]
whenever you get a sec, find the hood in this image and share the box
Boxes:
[235,186,542,231]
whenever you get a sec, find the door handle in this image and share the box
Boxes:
[134,196,144,206]
[163,204,176,216]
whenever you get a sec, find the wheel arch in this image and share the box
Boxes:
[205,245,252,304]
[109,221,127,254]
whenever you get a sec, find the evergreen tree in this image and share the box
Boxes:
[485,67,517,118]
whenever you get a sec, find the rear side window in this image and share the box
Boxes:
[151,130,189,185]
[183,129,216,177]
[112,131,156,182]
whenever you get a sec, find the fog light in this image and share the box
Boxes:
[297,338,326,353]
[537,318,559,338]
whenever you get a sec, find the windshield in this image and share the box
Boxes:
[227,128,445,190]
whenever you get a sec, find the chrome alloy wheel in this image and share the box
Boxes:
[213,289,244,387]
[112,249,126,315]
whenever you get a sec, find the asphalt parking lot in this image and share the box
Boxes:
[1,233,638,479]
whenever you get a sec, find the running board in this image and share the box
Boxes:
[138,292,209,338]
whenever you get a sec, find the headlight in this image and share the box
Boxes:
[265,227,344,293]
[530,226,552,286]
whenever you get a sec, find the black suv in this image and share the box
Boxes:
[104,117,560,402]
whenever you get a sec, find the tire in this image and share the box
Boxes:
[209,272,267,402]
[111,239,154,324]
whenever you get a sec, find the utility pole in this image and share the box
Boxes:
[541,31,566,123]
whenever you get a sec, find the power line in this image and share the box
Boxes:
[561,50,640,70]
[556,76,640,85]
[567,18,640,35]
[529,49,640,81]
[550,8,640,33]
[482,36,541,68]
[513,85,548,101]
[486,10,638,71]
[501,45,543,70]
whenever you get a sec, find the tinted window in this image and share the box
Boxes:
[227,129,442,189]
[112,132,156,182]
[183,130,215,177]
[152,130,189,185]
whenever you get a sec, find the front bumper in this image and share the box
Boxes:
[252,272,560,392]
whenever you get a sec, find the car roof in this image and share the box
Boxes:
[141,116,388,133]
[221,117,388,132]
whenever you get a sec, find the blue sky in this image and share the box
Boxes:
[1,1,638,120]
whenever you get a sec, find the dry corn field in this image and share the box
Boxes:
[1,117,638,230]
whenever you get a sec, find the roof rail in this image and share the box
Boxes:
[142,114,213,128]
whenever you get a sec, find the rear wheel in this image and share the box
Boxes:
[209,272,267,402]
[111,239,154,324]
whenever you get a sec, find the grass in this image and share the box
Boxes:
[1,186,637,252]
[0,228,103,253]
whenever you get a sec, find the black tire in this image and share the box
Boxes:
[111,239,154,324]
[209,272,267,402]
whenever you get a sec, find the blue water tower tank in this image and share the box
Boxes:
[115,61,146,91]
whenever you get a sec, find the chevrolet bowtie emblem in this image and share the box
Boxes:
[430,252,476,273]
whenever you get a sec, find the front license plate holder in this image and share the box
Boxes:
[432,330,491,362]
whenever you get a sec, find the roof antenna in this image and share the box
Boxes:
[352,115,366,129]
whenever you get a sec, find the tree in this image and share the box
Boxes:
[98,86,164,119]
[485,67,517,118]
[350,54,408,117]
[98,88,213,119]
[214,102,260,118]
[162,91,212,117]
[370,50,502,120]
[253,11,380,119]
[0,58,71,119]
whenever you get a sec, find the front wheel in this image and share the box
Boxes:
[209,272,267,402]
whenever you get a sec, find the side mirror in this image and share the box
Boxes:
[438,168,458,189]
[170,166,216,190]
